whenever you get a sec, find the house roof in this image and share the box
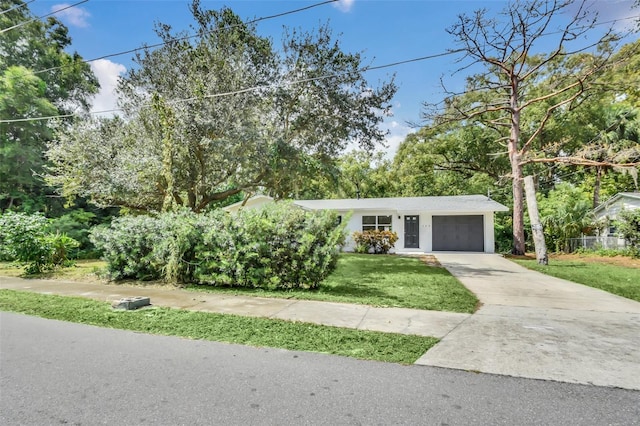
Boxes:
[293,195,509,213]
[592,192,640,215]
[222,195,274,213]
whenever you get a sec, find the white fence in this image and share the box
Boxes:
[567,236,628,252]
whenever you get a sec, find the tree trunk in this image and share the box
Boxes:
[509,76,526,255]
[593,166,602,208]
[524,175,548,265]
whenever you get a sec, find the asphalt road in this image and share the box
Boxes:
[1,312,639,426]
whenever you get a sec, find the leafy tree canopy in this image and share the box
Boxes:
[419,0,637,254]
[0,0,99,212]
[47,2,397,212]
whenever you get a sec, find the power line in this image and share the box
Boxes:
[0,0,88,34]
[4,3,638,123]
[0,0,34,16]
[0,49,464,123]
[34,0,338,75]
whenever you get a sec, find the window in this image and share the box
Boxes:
[362,215,392,231]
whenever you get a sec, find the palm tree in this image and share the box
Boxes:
[584,108,640,207]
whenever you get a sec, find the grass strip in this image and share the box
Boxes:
[512,259,640,302]
[188,254,478,313]
[1,255,478,313]
[0,289,437,364]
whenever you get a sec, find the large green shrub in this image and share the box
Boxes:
[90,203,346,288]
[0,211,79,273]
[90,214,170,281]
[195,203,345,289]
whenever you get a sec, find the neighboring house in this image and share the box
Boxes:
[592,192,640,236]
[225,195,509,253]
[223,194,275,214]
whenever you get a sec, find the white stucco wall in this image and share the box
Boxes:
[339,210,497,253]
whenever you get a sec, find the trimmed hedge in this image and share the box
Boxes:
[90,203,346,289]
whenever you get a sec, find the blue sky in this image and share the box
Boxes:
[26,0,640,156]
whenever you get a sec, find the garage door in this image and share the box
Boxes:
[432,215,484,252]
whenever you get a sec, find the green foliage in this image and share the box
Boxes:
[537,183,594,252]
[615,209,640,256]
[90,214,172,281]
[494,214,515,253]
[0,211,49,262]
[91,203,347,288]
[0,0,98,212]
[47,3,396,212]
[0,211,78,273]
[352,230,399,254]
[195,203,346,289]
[574,247,639,258]
[49,210,100,258]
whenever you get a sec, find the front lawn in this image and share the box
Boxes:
[0,290,437,364]
[190,254,478,313]
[512,255,640,302]
[1,254,479,313]
[0,259,106,281]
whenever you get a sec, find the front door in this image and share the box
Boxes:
[404,215,419,248]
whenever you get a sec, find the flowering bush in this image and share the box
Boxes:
[352,230,399,254]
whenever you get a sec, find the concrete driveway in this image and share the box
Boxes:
[416,253,640,390]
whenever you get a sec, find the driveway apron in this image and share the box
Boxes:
[416,253,640,390]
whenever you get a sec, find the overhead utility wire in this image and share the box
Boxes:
[0,0,35,16]
[0,49,464,123]
[0,0,88,34]
[34,0,338,75]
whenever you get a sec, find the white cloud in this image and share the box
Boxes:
[90,59,126,116]
[333,0,355,13]
[377,120,415,160]
[51,3,91,28]
[568,1,638,32]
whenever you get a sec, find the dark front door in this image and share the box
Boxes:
[404,215,420,248]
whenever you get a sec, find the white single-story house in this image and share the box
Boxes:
[225,195,509,253]
[592,192,640,236]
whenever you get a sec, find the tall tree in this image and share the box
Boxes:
[424,0,628,255]
[0,66,57,210]
[390,127,509,198]
[0,0,99,211]
[46,2,396,212]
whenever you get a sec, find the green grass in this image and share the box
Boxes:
[0,289,438,364]
[1,254,478,313]
[0,259,106,280]
[188,254,478,313]
[512,259,640,302]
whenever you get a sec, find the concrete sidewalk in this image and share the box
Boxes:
[0,276,468,339]
[417,253,640,391]
[3,255,640,391]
